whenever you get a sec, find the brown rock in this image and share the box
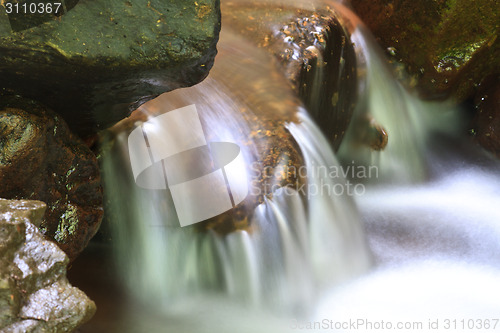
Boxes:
[349,0,499,101]
[222,4,358,150]
[472,75,500,156]
[272,13,358,151]
[0,198,96,332]
[0,96,103,261]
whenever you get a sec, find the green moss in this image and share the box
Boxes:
[409,23,422,32]
[54,204,78,243]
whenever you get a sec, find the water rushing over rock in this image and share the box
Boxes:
[101,24,371,317]
[103,111,370,315]
[95,1,500,332]
[324,3,463,185]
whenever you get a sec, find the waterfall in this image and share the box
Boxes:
[324,3,461,184]
[98,2,500,332]
[100,25,371,326]
[311,3,500,329]
[101,100,371,312]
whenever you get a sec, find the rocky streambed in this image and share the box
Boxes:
[0,0,498,331]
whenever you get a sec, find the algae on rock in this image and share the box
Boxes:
[350,0,499,101]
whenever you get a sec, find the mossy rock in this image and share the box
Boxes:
[0,0,221,137]
[0,96,103,261]
[350,0,499,101]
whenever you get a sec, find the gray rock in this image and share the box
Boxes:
[0,198,96,332]
[0,0,221,137]
[1,319,48,333]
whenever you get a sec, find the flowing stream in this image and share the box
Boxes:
[100,2,500,332]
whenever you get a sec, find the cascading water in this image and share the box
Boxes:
[101,22,371,330]
[329,3,454,184]
[315,3,500,331]
[97,1,500,332]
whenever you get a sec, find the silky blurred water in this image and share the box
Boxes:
[97,1,500,332]
[101,16,371,331]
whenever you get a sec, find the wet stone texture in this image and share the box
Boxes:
[472,75,500,157]
[273,13,358,151]
[0,198,95,332]
[223,5,358,150]
[350,0,499,102]
[0,97,103,261]
[0,0,221,138]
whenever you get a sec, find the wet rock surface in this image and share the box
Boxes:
[273,13,358,151]
[0,97,103,261]
[0,198,96,332]
[349,0,499,101]
[223,5,358,150]
[472,75,500,157]
[0,0,221,137]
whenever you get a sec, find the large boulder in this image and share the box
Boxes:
[0,0,221,137]
[349,0,499,101]
[0,96,103,261]
[0,198,95,332]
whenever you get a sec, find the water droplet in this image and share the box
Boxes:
[387,47,396,56]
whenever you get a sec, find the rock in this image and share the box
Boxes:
[272,13,358,151]
[354,114,388,151]
[0,0,221,137]
[0,198,96,332]
[349,0,499,101]
[223,4,358,150]
[472,75,500,157]
[0,96,103,261]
